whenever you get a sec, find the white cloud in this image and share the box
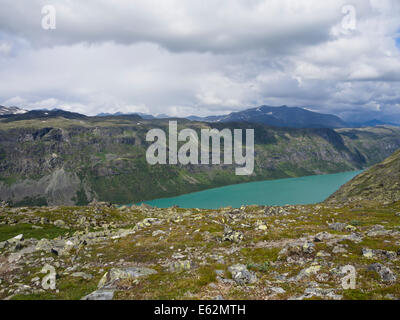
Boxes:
[0,0,399,121]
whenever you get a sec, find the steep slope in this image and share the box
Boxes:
[327,149,400,204]
[188,105,346,128]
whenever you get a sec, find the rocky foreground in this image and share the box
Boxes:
[0,200,399,300]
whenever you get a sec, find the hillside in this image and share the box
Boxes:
[327,149,400,205]
[1,112,400,206]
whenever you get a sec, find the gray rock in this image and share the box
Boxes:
[223,228,243,243]
[71,272,93,280]
[314,232,334,242]
[152,230,166,237]
[368,263,397,283]
[54,220,66,228]
[297,287,342,300]
[82,288,115,300]
[344,232,363,243]
[302,241,315,254]
[328,223,347,232]
[367,225,391,237]
[98,267,157,289]
[169,260,192,272]
[270,287,286,294]
[228,264,257,285]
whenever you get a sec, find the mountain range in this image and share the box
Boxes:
[2,104,400,129]
[1,108,400,206]
[187,105,348,128]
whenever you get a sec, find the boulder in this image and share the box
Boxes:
[169,260,192,273]
[328,223,347,232]
[97,267,157,289]
[368,263,397,283]
[223,228,243,243]
[228,264,257,285]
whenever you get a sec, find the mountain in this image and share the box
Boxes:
[0,109,88,122]
[326,149,400,205]
[99,112,171,119]
[187,105,347,128]
[99,112,154,119]
[1,110,400,206]
[0,105,27,115]
[347,119,400,128]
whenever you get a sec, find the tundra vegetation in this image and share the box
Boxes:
[0,197,399,300]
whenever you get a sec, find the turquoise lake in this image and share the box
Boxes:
[138,170,363,209]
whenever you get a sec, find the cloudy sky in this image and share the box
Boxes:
[0,0,400,121]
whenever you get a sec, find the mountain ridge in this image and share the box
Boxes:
[187,105,347,128]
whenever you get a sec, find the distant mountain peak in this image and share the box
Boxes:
[188,105,346,129]
[0,105,27,115]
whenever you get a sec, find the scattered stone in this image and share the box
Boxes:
[71,272,93,281]
[54,220,66,228]
[344,232,363,243]
[169,260,192,272]
[228,264,257,285]
[82,288,115,300]
[297,287,342,300]
[367,263,397,283]
[293,263,321,281]
[98,267,157,289]
[152,230,166,237]
[362,248,376,259]
[362,248,397,260]
[345,225,357,232]
[270,287,286,294]
[332,245,347,254]
[367,225,392,237]
[222,227,243,243]
[328,222,347,232]
[314,232,334,242]
[302,241,315,254]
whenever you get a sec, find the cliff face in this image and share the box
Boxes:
[327,149,400,205]
[1,116,400,206]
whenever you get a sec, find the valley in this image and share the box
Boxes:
[1,111,400,206]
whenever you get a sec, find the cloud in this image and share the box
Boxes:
[0,0,400,121]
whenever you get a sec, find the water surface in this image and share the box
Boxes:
[138,170,362,209]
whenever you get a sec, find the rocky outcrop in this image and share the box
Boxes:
[0,168,81,206]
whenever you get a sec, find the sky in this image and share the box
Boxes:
[0,0,400,122]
